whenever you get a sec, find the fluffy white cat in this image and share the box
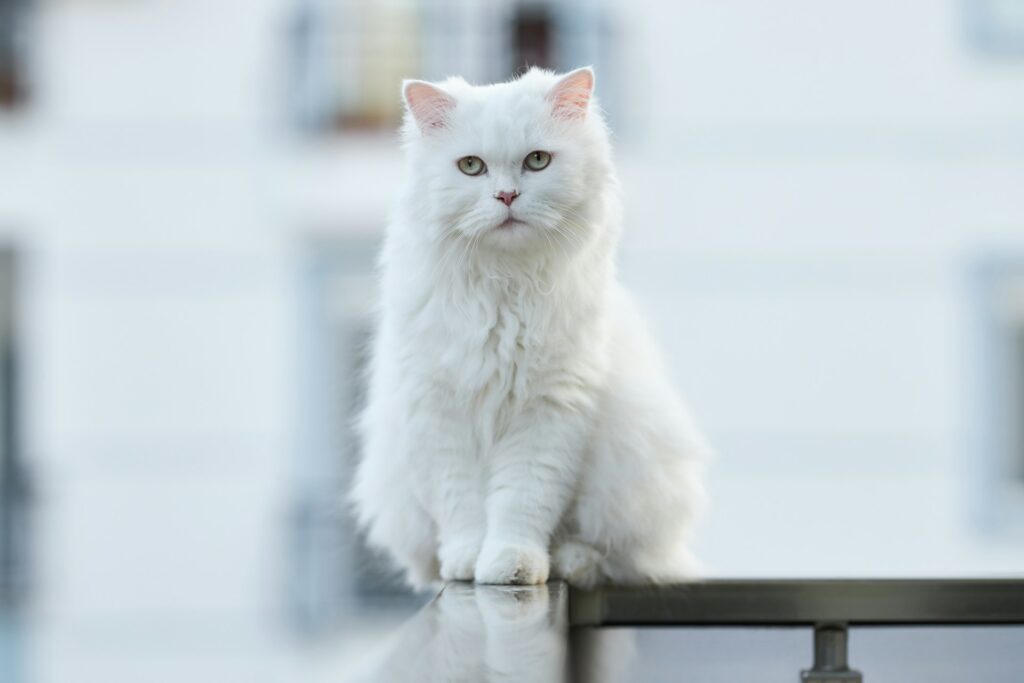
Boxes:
[352,67,708,588]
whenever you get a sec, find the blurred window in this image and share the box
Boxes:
[512,5,555,73]
[288,0,613,134]
[965,0,1024,57]
[1017,334,1024,484]
[289,239,421,636]
[974,260,1024,531]
[0,0,30,110]
[1008,290,1024,484]
[0,249,28,610]
[0,249,24,683]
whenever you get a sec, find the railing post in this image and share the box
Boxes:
[801,623,862,682]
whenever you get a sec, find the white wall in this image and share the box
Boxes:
[3,1,305,680]
[616,1,1024,575]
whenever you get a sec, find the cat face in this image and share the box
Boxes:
[401,68,610,255]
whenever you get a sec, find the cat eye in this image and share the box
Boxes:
[457,156,486,176]
[524,150,552,171]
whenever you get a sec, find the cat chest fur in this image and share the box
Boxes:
[408,274,594,437]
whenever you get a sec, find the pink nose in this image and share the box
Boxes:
[495,190,519,207]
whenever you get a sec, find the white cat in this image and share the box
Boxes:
[352,67,708,588]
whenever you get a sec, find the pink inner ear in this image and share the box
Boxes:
[404,81,455,131]
[549,68,594,120]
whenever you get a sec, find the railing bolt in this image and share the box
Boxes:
[800,623,862,682]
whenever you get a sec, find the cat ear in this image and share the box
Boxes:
[548,67,595,120]
[403,80,456,132]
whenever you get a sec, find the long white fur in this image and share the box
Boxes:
[352,67,709,588]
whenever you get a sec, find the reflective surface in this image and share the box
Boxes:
[346,583,570,683]
[348,583,1024,683]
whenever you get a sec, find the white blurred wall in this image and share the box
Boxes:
[1,1,303,680]
[0,1,1022,681]
[617,2,1024,576]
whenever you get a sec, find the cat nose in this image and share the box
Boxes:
[495,190,519,207]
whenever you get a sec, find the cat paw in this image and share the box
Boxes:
[438,539,482,582]
[474,541,550,585]
[552,540,603,588]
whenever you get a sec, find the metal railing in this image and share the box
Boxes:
[571,579,1024,682]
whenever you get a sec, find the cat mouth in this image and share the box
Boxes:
[498,217,526,229]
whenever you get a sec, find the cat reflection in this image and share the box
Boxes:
[347,584,634,683]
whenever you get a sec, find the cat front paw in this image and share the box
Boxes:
[474,541,550,585]
[438,538,482,582]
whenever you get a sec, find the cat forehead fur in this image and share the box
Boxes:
[401,67,607,158]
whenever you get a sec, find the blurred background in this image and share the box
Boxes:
[0,0,1023,680]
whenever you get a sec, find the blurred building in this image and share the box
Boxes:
[0,1,1022,681]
